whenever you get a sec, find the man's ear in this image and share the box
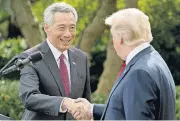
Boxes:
[43,23,49,33]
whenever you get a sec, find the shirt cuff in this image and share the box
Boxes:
[59,98,67,113]
[90,104,94,115]
[90,104,94,120]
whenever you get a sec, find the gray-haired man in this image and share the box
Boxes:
[19,2,91,120]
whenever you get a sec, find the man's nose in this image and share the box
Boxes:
[63,28,71,37]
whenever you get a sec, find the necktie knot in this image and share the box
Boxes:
[60,54,65,60]
[121,62,126,69]
[117,61,126,77]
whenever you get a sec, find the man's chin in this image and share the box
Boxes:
[58,46,70,52]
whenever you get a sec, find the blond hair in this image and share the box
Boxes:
[105,8,153,45]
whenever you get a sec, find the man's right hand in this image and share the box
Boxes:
[62,97,85,115]
[71,98,93,120]
[62,98,93,120]
[62,97,76,111]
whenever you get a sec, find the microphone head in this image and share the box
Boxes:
[29,51,43,63]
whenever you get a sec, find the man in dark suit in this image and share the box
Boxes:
[70,8,176,120]
[18,2,91,120]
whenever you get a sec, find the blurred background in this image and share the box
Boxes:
[0,0,180,119]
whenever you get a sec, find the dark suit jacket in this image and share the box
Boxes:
[93,46,176,120]
[18,41,91,120]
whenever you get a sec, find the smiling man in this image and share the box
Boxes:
[18,2,91,120]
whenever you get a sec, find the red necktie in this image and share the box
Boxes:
[117,62,126,77]
[59,54,70,96]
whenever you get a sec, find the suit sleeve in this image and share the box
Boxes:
[82,55,91,102]
[19,64,64,116]
[93,104,106,120]
[123,68,158,120]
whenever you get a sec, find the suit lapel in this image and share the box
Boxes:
[39,41,65,96]
[100,65,131,120]
[110,65,131,95]
[101,46,154,120]
[68,48,78,97]
[110,46,154,95]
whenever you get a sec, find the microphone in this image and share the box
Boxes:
[0,56,18,74]
[1,51,43,75]
[0,114,10,120]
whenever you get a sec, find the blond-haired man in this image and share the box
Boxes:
[70,8,176,120]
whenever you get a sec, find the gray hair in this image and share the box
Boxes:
[105,8,153,45]
[43,2,78,25]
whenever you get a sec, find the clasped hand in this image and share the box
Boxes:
[64,98,93,120]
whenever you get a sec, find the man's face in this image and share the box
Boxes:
[44,12,76,52]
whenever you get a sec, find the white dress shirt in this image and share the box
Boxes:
[47,39,71,84]
[46,39,71,113]
[126,42,150,65]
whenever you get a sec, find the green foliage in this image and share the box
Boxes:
[92,29,110,52]
[117,0,125,9]
[139,0,180,49]
[0,80,23,120]
[176,86,180,99]
[176,100,180,119]
[0,37,27,59]
[176,86,180,119]
[0,2,9,38]
[92,93,107,104]
[0,21,8,38]
[31,0,53,23]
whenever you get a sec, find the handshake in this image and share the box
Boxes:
[62,98,93,120]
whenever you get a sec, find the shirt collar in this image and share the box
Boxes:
[46,39,69,62]
[126,42,150,65]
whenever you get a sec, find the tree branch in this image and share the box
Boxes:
[78,0,117,57]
